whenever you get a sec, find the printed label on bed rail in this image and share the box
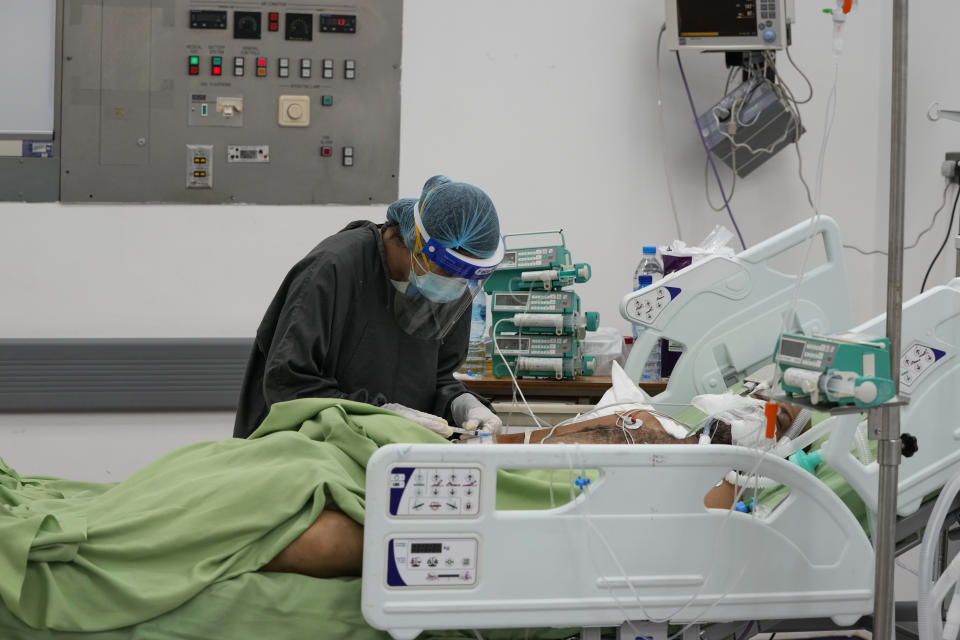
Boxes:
[386,537,478,588]
[388,466,481,517]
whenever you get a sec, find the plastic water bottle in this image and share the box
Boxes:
[462,288,486,376]
[632,245,664,380]
[638,245,664,282]
[631,246,664,340]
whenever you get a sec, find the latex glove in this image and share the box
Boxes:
[382,403,453,437]
[450,393,503,435]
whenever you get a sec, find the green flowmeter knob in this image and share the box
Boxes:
[585,311,600,332]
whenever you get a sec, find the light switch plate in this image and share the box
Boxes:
[278,95,310,127]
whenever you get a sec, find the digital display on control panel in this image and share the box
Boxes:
[190,10,228,29]
[779,338,806,359]
[500,251,517,269]
[496,337,531,352]
[319,14,357,33]
[677,0,758,37]
[411,543,443,554]
[495,293,529,307]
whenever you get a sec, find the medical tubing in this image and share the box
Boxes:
[921,185,960,293]
[491,318,551,429]
[931,552,960,624]
[674,51,747,251]
[917,469,960,640]
[769,56,840,389]
[854,421,873,465]
[944,590,960,640]
[771,418,835,459]
[783,408,813,441]
[563,445,655,634]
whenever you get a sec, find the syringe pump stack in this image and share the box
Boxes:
[483,232,599,380]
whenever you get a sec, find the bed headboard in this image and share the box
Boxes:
[823,279,960,516]
[621,215,852,416]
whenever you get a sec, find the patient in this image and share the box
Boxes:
[262,403,804,580]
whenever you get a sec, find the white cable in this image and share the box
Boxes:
[784,43,814,105]
[845,182,955,256]
[771,53,841,390]
[656,23,684,242]
[492,318,551,429]
[562,430,781,631]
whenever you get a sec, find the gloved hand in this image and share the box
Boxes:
[450,393,503,435]
[382,403,453,437]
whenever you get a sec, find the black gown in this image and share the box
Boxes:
[233,220,484,438]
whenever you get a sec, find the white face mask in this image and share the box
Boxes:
[391,279,409,293]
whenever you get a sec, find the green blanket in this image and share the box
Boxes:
[0,399,579,636]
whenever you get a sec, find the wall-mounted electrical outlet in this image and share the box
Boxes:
[942,152,960,182]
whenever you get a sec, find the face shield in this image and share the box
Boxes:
[392,202,505,341]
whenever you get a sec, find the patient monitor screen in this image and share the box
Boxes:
[676,0,759,38]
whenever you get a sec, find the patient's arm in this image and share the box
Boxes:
[494,411,731,445]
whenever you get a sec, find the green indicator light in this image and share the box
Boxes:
[212,56,222,65]
[322,95,333,106]
[189,56,199,65]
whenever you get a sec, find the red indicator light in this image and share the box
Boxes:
[269,12,279,20]
[258,58,266,66]
[269,21,279,31]
[321,146,332,157]
[189,65,199,75]
[212,65,222,75]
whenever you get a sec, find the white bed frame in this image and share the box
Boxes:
[362,277,960,639]
[362,443,873,640]
[622,215,852,415]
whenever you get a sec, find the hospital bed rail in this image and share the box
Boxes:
[362,443,874,640]
[822,279,960,517]
[622,215,851,416]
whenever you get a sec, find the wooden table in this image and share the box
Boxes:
[458,374,667,405]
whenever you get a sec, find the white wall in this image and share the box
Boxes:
[2,1,960,480]
[0,0,899,341]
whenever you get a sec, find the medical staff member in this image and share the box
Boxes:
[233,175,505,438]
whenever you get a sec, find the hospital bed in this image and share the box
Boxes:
[0,224,919,640]
[362,279,960,639]
[622,215,851,415]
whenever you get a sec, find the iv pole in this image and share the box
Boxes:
[873,0,909,638]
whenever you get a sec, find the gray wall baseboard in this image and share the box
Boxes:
[0,339,253,412]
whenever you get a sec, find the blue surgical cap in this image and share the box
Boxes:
[386,175,501,259]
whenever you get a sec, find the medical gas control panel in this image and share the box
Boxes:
[385,537,478,588]
[59,0,401,204]
[624,286,682,327]
[387,466,481,517]
[492,291,575,314]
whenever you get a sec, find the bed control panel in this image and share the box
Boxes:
[387,466,481,517]
[385,537,478,588]
[623,286,682,327]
